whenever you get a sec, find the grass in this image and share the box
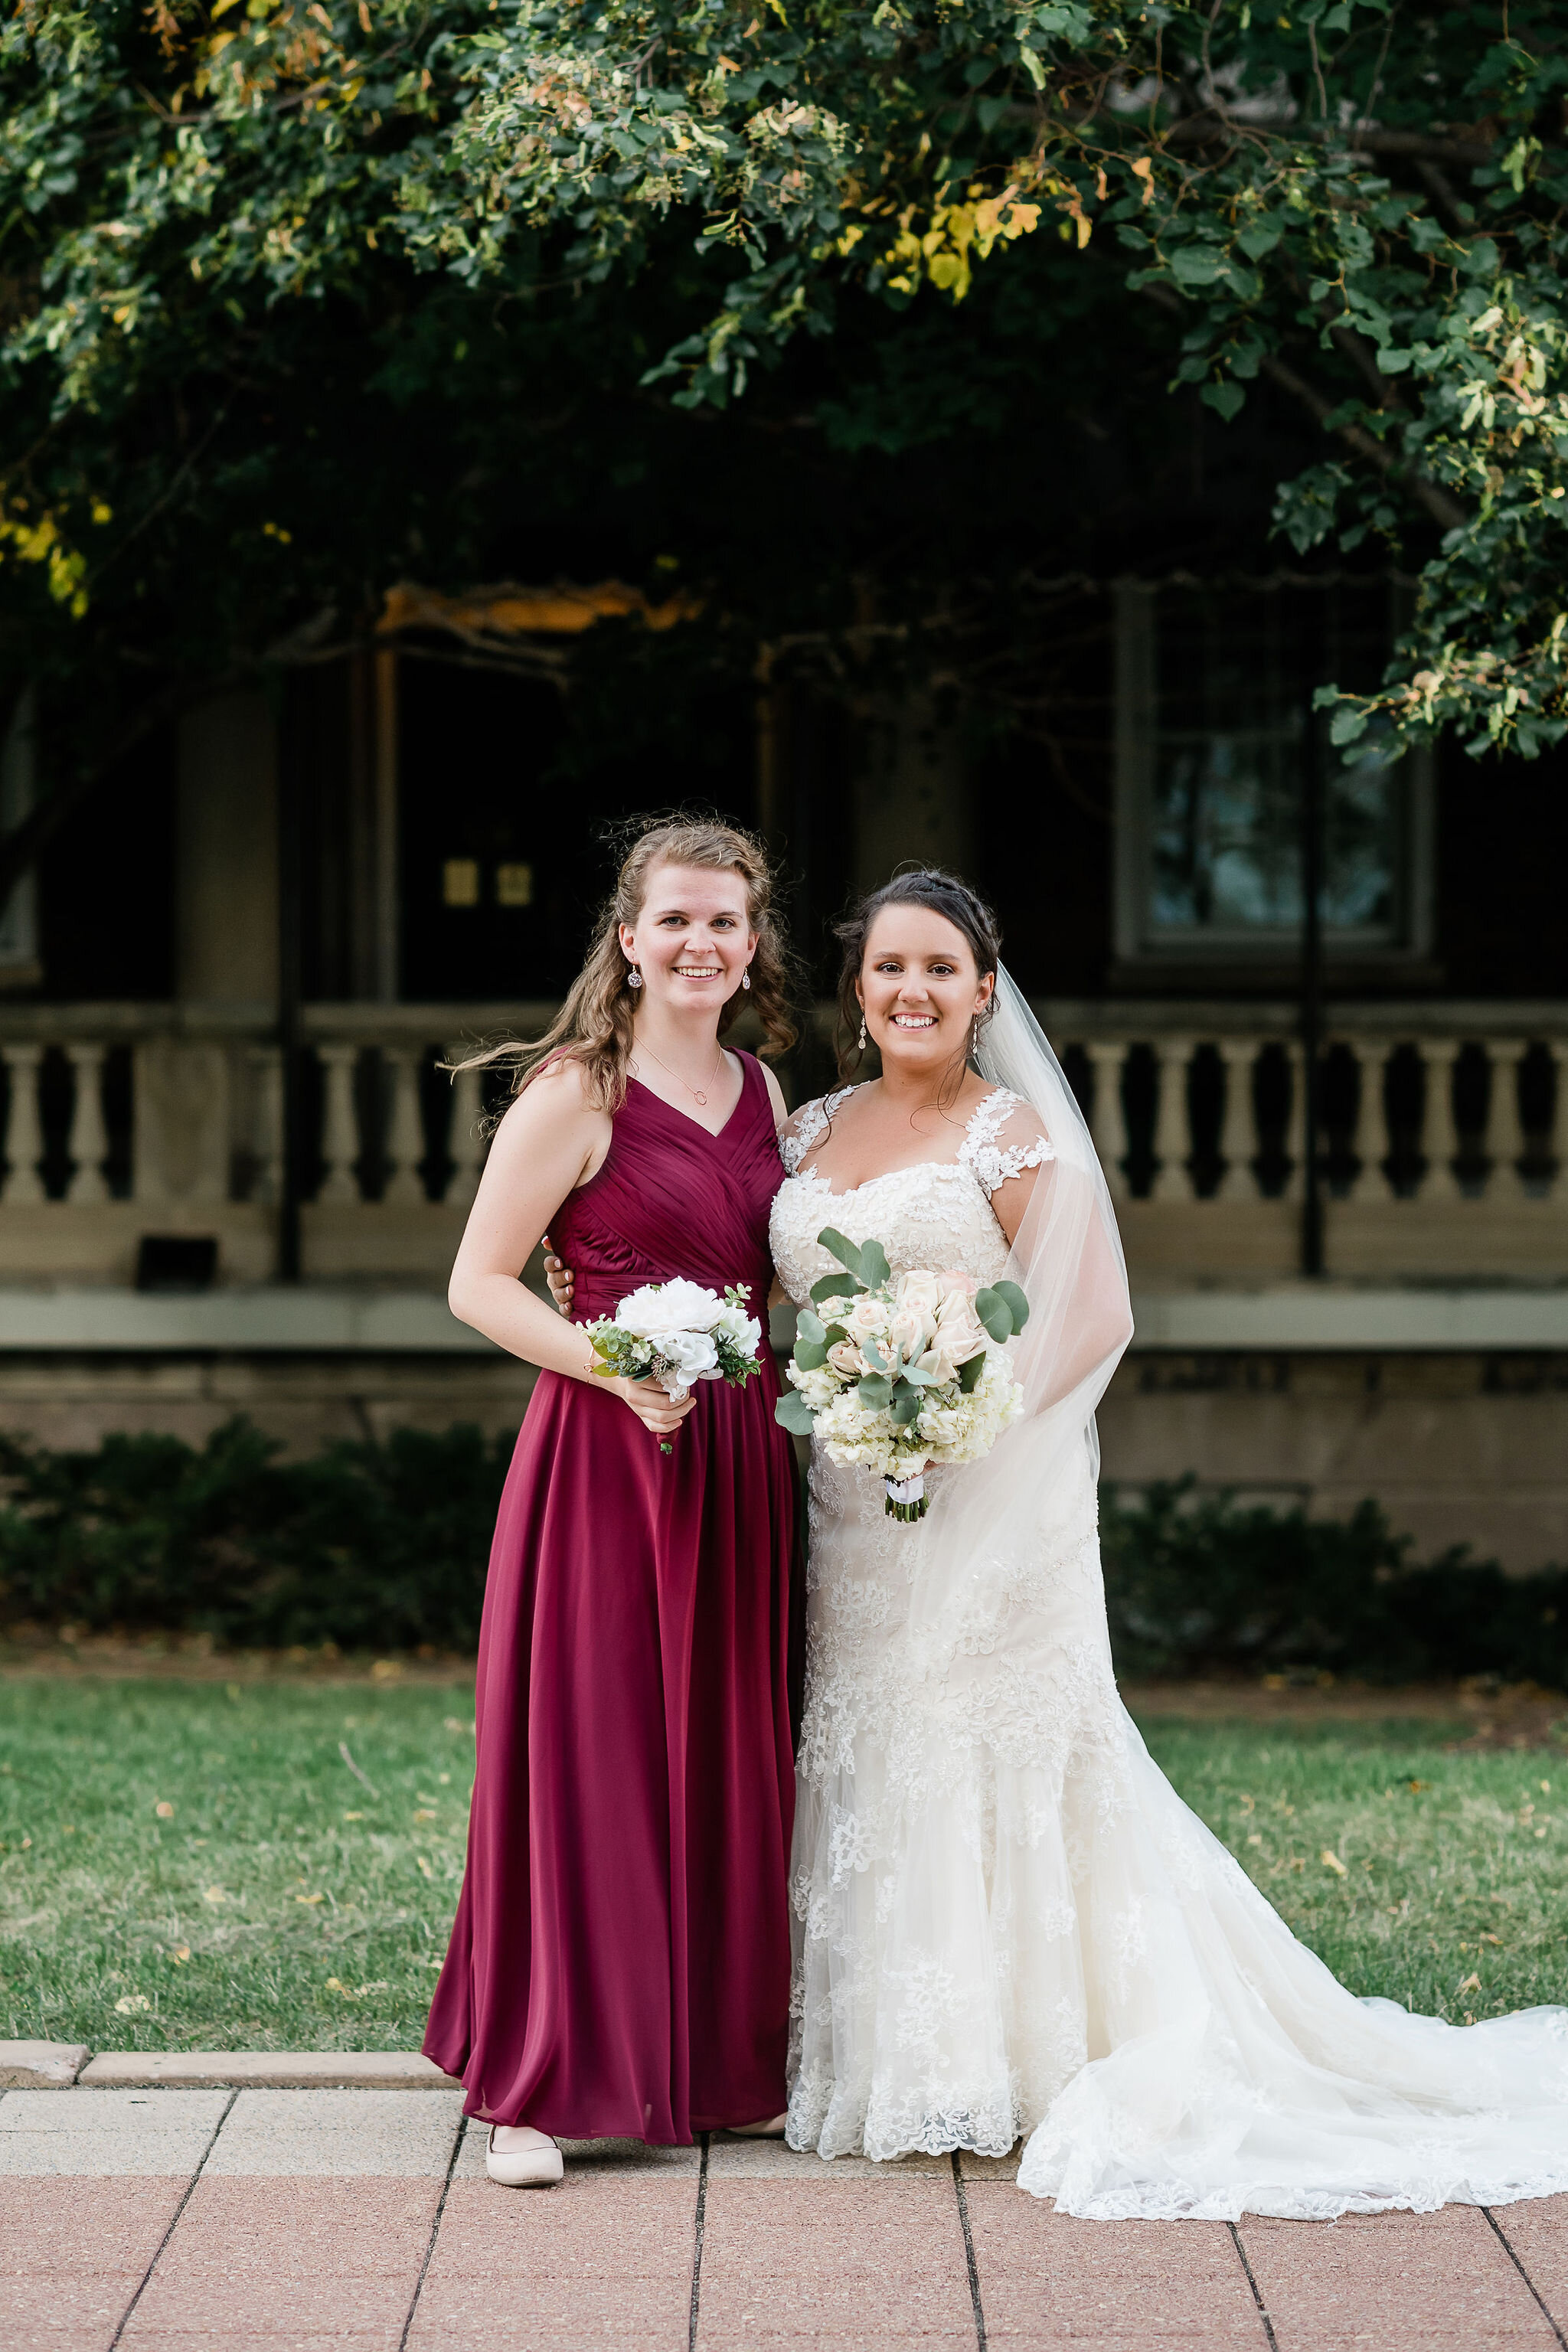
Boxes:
[0,1677,474,2051]
[1139,1714,1568,2025]
[4,1678,1568,2050]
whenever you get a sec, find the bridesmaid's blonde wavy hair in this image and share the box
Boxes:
[456,815,798,1116]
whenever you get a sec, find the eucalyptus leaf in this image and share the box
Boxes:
[857,1239,891,1290]
[974,1287,1013,1344]
[810,1273,864,1308]
[795,1308,827,1346]
[958,1349,987,1393]
[774,1392,817,1436]
[889,1383,923,1426]
[818,1229,864,1278]
[792,1339,828,1370]
[857,1373,893,1410]
[991,1279,1031,1332]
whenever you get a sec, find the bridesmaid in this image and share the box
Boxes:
[424,817,800,2185]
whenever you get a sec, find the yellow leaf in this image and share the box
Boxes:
[1457,1972,1481,1995]
[170,1945,191,1964]
[1320,1849,1348,1877]
[296,1892,325,1904]
[155,1801,175,1818]
[203,1884,227,1904]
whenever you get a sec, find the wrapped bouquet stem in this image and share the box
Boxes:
[774,1230,1029,1518]
[587,1279,763,1452]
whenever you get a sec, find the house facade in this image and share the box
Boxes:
[2,569,1566,1570]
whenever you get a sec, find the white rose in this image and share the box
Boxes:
[841,1294,890,1347]
[657,1328,720,1383]
[616,1278,724,1339]
[931,1295,988,1368]
[886,1305,936,1364]
[714,1303,762,1357]
[893,1269,944,1318]
[826,1338,865,1380]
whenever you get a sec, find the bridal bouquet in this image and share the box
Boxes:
[774,1230,1029,1521]
[586,1279,764,1452]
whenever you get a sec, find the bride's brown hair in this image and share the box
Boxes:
[832,867,1001,1086]
[456,815,797,1115]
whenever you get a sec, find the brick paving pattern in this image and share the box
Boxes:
[5,2087,1568,2352]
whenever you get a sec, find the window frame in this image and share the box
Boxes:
[1112,582,1436,975]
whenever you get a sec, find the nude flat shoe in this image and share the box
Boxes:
[728,2114,789,2138]
[485,2124,564,2186]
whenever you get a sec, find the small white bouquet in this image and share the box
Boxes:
[774,1230,1029,1521]
[586,1278,764,1452]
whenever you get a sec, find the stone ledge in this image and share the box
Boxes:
[0,2040,92,2088]
[75,2050,462,2090]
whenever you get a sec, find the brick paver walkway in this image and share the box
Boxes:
[7,2088,1568,2350]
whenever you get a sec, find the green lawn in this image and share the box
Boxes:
[3,1678,1566,2050]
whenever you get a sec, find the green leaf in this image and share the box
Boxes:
[810,1273,863,1307]
[857,1238,891,1290]
[817,1228,864,1278]
[958,1350,987,1393]
[857,1373,893,1410]
[795,1308,827,1346]
[1236,224,1281,261]
[974,1287,1014,1344]
[792,1338,828,1370]
[1200,381,1246,423]
[889,1382,922,1426]
[774,1392,817,1436]
[991,1279,1031,1332]
[1329,705,1370,746]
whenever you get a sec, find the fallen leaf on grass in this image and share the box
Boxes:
[203,1885,227,1905]
[1457,1971,1482,1995]
[413,1809,436,1822]
[342,1811,364,1821]
[169,1946,191,1964]
[295,1892,325,1905]
[416,1855,433,1877]
[1320,1850,1348,1877]
[155,1802,175,1818]
[114,1993,151,2014]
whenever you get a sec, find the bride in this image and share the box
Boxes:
[766,866,1568,2221]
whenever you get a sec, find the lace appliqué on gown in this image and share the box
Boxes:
[769,1086,1568,2218]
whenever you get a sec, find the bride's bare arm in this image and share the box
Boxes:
[985,1109,1134,1404]
[448,1062,692,1437]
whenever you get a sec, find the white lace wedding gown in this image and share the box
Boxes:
[769,1082,1568,2221]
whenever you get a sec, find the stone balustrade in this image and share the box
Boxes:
[0,1000,1563,1286]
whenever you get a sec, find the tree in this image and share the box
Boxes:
[2,0,1563,892]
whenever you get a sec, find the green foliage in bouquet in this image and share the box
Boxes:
[776,1227,1029,1441]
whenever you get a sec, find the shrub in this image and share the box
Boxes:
[1102,1481,1568,1685]
[3,1426,1565,1681]
[0,1419,511,1651]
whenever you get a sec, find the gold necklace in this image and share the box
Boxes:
[633,1037,727,1108]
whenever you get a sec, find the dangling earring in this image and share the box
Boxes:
[972,1013,980,1054]
[858,1015,867,1052]
[740,968,751,991]
[626,962,644,990]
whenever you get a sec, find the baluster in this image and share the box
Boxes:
[64,1043,109,1204]
[1216,1038,1257,1201]
[1084,1040,1126,1199]
[1343,1037,1385,1200]
[382,1047,426,1205]
[1151,1036,1192,1202]
[1282,1041,1307,1200]
[445,1054,484,1209]
[316,1041,361,1204]
[1485,1036,1528,1199]
[1422,1038,1462,1200]
[1548,1041,1566,1202]
[2,1042,46,1203]
[249,1045,283,1206]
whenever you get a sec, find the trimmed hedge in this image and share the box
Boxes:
[1102,1481,1568,1685]
[1,1422,1563,1683]
[0,1419,511,1651]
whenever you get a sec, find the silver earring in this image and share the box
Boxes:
[626,962,643,990]
[741,969,751,991]
[858,1016,867,1051]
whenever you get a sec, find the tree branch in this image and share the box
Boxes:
[1256,351,1468,531]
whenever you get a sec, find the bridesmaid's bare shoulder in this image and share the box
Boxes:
[756,1059,789,1132]
[490,1054,611,1162]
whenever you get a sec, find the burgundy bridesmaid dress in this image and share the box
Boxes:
[424,1050,797,2141]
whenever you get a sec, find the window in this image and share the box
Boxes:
[1113,584,1433,969]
